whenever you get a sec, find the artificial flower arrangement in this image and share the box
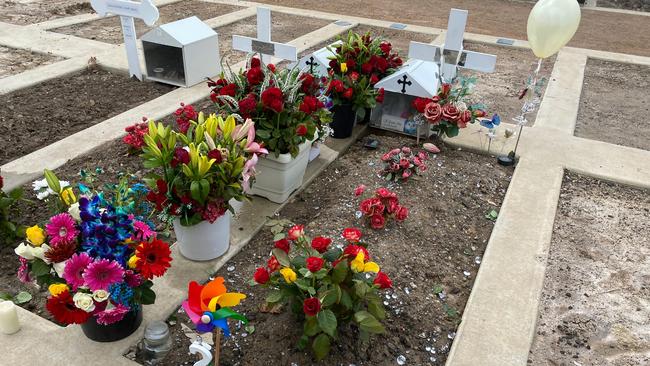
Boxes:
[123,118,149,154]
[354,186,409,230]
[208,56,331,158]
[379,146,429,182]
[0,172,26,245]
[412,77,489,138]
[15,170,172,327]
[252,225,392,360]
[140,112,265,227]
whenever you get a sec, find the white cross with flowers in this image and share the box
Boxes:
[231,7,298,65]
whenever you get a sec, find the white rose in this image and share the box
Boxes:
[73,292,96,312]
[14,243,35,260]
[68,202,81,221]
[53,261,67,277]
[32,244,51,263]
[92,290,109,302]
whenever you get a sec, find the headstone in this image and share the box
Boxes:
[408,8,497,81]
[232,7,297,64]
[90,0,160,80]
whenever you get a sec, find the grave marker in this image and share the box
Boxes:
[90,0,159,80]
[232,7,298,64]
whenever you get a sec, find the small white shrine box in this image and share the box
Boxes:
[370,59,439,136]
[141,16,220,87]
[294,41,341,76]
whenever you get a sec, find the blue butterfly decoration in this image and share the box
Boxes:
[480,114,501,129]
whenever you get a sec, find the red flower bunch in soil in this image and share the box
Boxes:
[379,146,428,182]
[174,103,198,134]
[123,119,149,152]
[356,187,409,230]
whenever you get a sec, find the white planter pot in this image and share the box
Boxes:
[173,213,230,261]
[229,198,243,215]
[251,140,312,203]
[308,143,321,162]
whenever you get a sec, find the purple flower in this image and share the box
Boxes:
[82,258,125,291]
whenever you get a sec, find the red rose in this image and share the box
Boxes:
[238,94,257,119]
[342,227,362,242]
[306,257,324,272]
[440,83,451,97]
[368,197,385,215]
[299,95,323,115]
[254,267,270,284]
[381,153,392,162]
[373,271,392,289]
[296,124,308,136]
[209,92,218,103]
[412,97,430,113]
[380,41,392,56]
[300,73,315,93]
[343,88,354,100]
[343,244,370,260]
[441,103,460,122]
[274,238,290,253]
[267,63,276,73]
[375,187,394,198]
[370,214,385,230]
[246,67,264,86]
[250,57,261,68]
[349,71,360,82]
[267,256,280,272]
[359,199,373,215]
[207,149,222,163]
[303,297,321,316]
[386,197,399,214]
[328,59,339,72]
[219,83,237,97]
[328,80,345,94]
[261,87,284,113]
[458,110,472,128]
[399,158,410,169]
[395,206,409,221]
[354,184,366,196]
[361,62,373,75]
[370,74,379,85]
[287,225,304,240]
[424,102,442,124]
[374,56,388,73]
[311,236,331,253]
[402,169,412,180]
[376,87,385,103]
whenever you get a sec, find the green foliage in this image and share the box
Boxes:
[485,209,499,221]
[0,176,25,245]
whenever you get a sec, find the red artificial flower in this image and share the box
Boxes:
[360,199,373,215]
[349,71,360,82]
[343,87,354,100]
[380,41,392,55]
[296,124,308,136]
[254,267,270,284]
[267,256,280,272]
[303,297,321,316]
[171,147,190,168]
[306,257,324,272]
[376,87,385,103]
[370,214,385,230]
[267,63,276,73]
[457,110,472,128]
[370,74,380,85]
[343,244,370,260]
[274,238,291,253]
[207,149,223,163]
[299,95,323,115]
[395,206,409,221]
[246,67,264,86]
[261,87,284,113]
[146,179,168,211]
[412,97,431,114]
[300,73,315,94]
[45,241,77,263]
[373,271,392,289]
[122,122,148,150]
[440,83,451,97]
[327,79,345,94]
[218,83,237,98]
[354,184,366,196]
[373,56,388,73]
[46,290,90,325]
[441,103,460,122]
[361,62,373,75]
[375,188,394,199]
[250,57,261,68]
[424,102,442,124]
[342,227,362,242]
[174,103,197,134]
[201,200,226,223]
[238,94,258,119]
[345,59,357,70]
[135,239,172,279]
[402,169,413,180]
[311,236,331,253]
[287,225,305,240]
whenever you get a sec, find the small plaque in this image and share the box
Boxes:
[251,40,275,55]
[496,38,515,45]
[389,23,407,30]
[334,20,352,27]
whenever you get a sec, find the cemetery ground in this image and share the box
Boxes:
[1,1,650,366]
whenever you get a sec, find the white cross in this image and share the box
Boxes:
[408,9,497,82]
[90,0,159,80]
[232,7,297,65]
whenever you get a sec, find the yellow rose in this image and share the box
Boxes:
[350,252,380,273]
[48,283,68,297]
[26,225,46,246]
[340,62,348,73]
[61,187,77,206]
[280,267,297,284]
[127,255,139,269]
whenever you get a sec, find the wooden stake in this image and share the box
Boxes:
[213,328,221,366]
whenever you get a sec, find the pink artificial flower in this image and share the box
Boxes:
[133,220,156,241]
[95,304,130,325]
[354,185,366,196]
[389,148,401,155]
[124,270,144,287]
[82,259,125,291]
[402,169,412,179]
[244,121,269,155]
[17,257,31,283]
[233,118,254,141]
[62,252,93,290]
[45,213,79,246]
[242,154,258,193]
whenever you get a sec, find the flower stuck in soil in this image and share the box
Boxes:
[380,146,429,182]
[251,225,391,361]
[356,187,409,230]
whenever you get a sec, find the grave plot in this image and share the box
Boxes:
[574,58,650,151]
[597,0,650,12]
[460,42,556,126]
[52,0,243,44]
[0,66,174,166]
[0,46,63,78]
[215,13,330,66]
[528,172,650,366]
[126,132,512,366]
[0,0,91,25]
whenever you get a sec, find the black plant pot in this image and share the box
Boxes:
[357,107,372,125]
[330,104,355,139]
[81,307,143,342]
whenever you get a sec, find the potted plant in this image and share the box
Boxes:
[15,170,172,342]
[140,113,265,260]
[251,225,392,360]
[209,56,331,203]
[325,31,402,134]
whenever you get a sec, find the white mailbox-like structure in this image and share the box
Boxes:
[141,16,220,87]
[294,41,341,76]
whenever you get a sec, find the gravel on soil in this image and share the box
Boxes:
[0,0,91,25]
[0,46,63,78]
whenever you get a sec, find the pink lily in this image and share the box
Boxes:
[233,118,254,142]
[244,121,268,155]
[242,154,258,193]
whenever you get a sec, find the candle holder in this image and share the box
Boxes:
[142,320,172,365]
[0,300,21,335]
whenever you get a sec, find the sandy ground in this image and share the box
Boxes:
[0,46,63,78]
[0,0,91,24]
[575,59,650,151]
[598,0,650,12]
[528,172,650,366]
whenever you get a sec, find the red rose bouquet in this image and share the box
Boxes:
[251,225,391,360]
[412,77,488,138]
[209,56,331,158]
[354,186,409,229]
[379,146,429,182]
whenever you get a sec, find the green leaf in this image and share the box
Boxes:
[273,232,286,241]
[297,334,309,350]
[43,169,61,193]
[331,260,348,284]
[485,209,498,221]
[266,290,283,303]
[321,289,338,308]
[0,293,11,301]
[272,248,291,267]
[312,333,331,361]
[30,259,51,277]
[322,248,342,263]
[446,124,459,138]
[317,309,337,338]
[340,290,353,310]
[13,291,32,304]
[244,325,255,334]
[354,280,368,298]
[256,129,271,139]
[354,311,385,334]
[295,279,316,295]
[433,284,444,294]
[304,315,320,336]
[367,298,386,320]
[140,287,156,305]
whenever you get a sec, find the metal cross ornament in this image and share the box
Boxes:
[232,7,297,64]
[305,56,318,74]
[397,75,412,93]
[408,8,497,82]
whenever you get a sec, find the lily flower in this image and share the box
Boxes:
[242,154,258,193]
[244,122,268,155]
[232,118,254,142]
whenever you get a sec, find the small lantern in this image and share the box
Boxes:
[142,320,172,365]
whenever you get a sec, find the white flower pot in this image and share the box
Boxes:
[229,198,243,215]
[251,140,312,203]
[173,213,230,261]
[308,143,321,162]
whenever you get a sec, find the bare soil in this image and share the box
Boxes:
[255,0,650,57]
[0,66,174,166]
[0,0,91,25]
[598,0,650,12]
[0,46,63,78]
[528,172,650,366]
[53,1,244,44]
[128,131,512,366]
[575,58,650,151]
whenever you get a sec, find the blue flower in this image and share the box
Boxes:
[109,282,134,307]
[79,196,134,265]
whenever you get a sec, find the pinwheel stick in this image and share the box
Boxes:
[213,328,221,365]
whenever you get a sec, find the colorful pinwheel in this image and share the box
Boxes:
[182,277,247,337]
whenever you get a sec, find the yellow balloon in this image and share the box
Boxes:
[527,0,581,58]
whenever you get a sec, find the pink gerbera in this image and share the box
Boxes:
[45,213,79,246]
[132,220,156,241]
[95,304,130,325]
[82,259,125,291]
[62,252,93,290]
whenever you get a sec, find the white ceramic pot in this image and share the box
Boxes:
[251,140,312,203]
[173,213,230,261]
[308,143,321,162]
[229,198,243,215]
